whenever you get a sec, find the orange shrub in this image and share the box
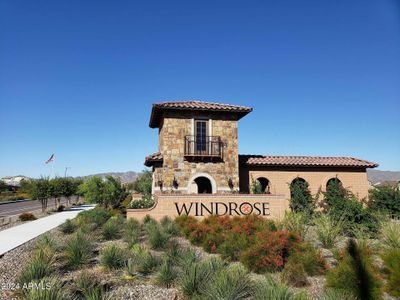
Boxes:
[240,229,301,273]
[174,214,305,273]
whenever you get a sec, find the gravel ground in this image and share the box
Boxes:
[0,227,64,300]
[108,283,181,300]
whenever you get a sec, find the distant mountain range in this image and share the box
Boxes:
[83,169,399,185]
[3,169,399,185]
[81,171,140,183]
[367,169,400,185]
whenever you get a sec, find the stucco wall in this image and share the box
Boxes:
[127,194,287,222]
[154,111,240,193]
[242,166,369,201]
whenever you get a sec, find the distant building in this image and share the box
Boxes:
[1,175,30,187]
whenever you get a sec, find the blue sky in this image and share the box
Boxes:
[0,0,399,178]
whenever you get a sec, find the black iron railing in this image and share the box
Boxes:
[184,135,223,158]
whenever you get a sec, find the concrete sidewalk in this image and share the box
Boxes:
[0,205,95,256]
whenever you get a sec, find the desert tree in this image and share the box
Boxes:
[29,177,52,212]
[133,170,152,196]
[78,176,105,205]
[103,176,128,209]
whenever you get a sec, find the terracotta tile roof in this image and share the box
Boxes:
[239,155,378,168]
[149,100,252,128]
[144,152,163,167]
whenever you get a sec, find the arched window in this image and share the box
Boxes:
[256,177,271,194]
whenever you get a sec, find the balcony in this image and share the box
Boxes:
[184,135,223,160]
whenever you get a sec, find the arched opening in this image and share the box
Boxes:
[326,177,342,191]
[256,177,270,194]
[289,177,313,213]
[194,176,212,194]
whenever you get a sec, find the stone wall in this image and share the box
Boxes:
[127,194,287,222]
[240,166,370,202]
[154,111,240,193]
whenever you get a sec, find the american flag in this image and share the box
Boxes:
[45,154,55,164]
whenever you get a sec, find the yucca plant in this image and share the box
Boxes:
[176,247,198,270]
[23,277,68,300]
[178,256,222,297]
[146,222,169,249]
[100,243,127,270]
[36,234,58,252]
[18,251,54,286]
[101,217,122,240]
[161,216,180,236]
[137,250,159,275]
[380,220,400,249]
[326,239,382,300]
[75,272,108,300]
[123,218,141,246]
[59,219,76,234]
[166,239,181,262]
[253,275,309,300]
[64,230,93,269]
[314,214,344,248]
[319,288,358,300]
[155,256,177,287]
[200,263,254,300]
[127,245,159,276]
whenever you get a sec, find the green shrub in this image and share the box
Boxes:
[286,243,326,276]
[314,214,344,248]
[380,220,400,249]
[164,239,181,263]
[145,222,169,249]
[155,257,177,287]
[326,239,382,300]
[324,180,380,237]
[218,231,252,260]
[129,194,155,209]
[280,211,309,238]
[129,244,160,275]
[320,289,358,300]
[76,207,112,228]
[161,216,180,236]
[36,235,58,252]
[23,277,67,300]
[100,243,127,270]
[64,230,93,269]
[178,256,223,298]
[369,186,400,218]
[143,214,156,224]
[60,219,76,234]
[101,216,123,240]
[75,271,107,300]
[281,260,308,287]
[200,263,254,300]
[123,218,141,246]
[19,212,37,221]
[381,248,400,297]
[253,275,309,300]
[18,249,54,286]
[289,178,315,216]
[175,247,198,269]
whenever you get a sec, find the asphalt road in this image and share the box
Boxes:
[0,197,76,217]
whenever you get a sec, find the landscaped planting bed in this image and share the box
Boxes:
[2,205,400,300]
